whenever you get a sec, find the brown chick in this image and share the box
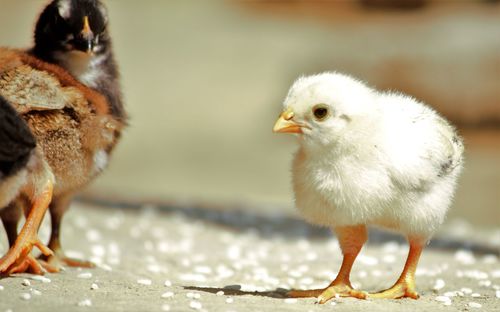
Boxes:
[28,0,126,269]
[0,48,123,274]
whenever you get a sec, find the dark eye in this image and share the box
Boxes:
[312,104,329,121]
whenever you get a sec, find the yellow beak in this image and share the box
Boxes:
[273,108,302,134]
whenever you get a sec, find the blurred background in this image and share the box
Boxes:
[0,0,498,227]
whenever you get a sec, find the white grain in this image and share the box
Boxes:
[20,293,31,300]
[137,279,152,286]
[435,296,451,303]
[78,299,92,307]
[189,301,202,310]
[433,279,445,290]
[77,272,93,279]
[30,276,51,283]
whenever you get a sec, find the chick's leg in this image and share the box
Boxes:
[1,201,22,247]
[369,238,424,299]
[288,225,368,303]
[40,196,94,268]
[0,179,54,274]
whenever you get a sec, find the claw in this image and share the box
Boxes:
[288,283,367,304]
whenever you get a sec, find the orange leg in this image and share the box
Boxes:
[0,179,54,275]
[369,238,424,299]
[40,196,94,269]
[288,225,368,304]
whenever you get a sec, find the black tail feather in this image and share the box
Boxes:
[0,96,36,178]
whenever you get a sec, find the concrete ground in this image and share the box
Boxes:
[0,1,499,311]
[0,202,498,312]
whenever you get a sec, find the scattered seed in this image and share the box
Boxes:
[137,279,152,286]
[455,250,475,265]
[164,280,172,287]
[86,229,101,242]
[77,272,92,279]
[162,304,171,311]
[433,279,445,291]
[482,255,497,264]
[189,301,202,310]
[31,289,42,296]
[284,298,297,304]
[194,265,212,275]
[491,270,500,278]
[478,280,491,287]
[91,283,99,290]
[358,255,378,266]
[468,302,482,308]
[435,296,451,303]
[0,285,4,291]
[382,255,396,263]
[22,279,31,286]
[186,292,201,299]
[78,299,92,307]
[99,263,113,272]
[147,264,162,273]
[161,292,174,299]
[226,297,234,303]
[495,290,500,298]
[471,293,481,298]
[179,274,207,282]
[216,291,224,296]
[30,276,51,283]
[20,293,31,300]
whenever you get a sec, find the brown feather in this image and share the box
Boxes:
[0,48,123,197]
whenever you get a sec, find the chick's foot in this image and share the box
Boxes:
[6,254,58,275]
[0,233,53,274]
[0,179,54,274]
[288,283,367,304]
[42,252,95,269]
[369,280,419,299]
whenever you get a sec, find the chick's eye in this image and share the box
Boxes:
[312,105,329,121]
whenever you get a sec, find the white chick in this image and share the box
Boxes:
[273,72,464,303]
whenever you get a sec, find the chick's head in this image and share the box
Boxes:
[35,0,109,55]
[274,72,377,147]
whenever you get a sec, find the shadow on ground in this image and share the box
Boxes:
[77,196,499,256]
[184,285,288,299]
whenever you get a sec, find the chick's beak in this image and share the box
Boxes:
[79,16,94,54]
[273,109,302,134]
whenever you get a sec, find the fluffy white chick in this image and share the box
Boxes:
[274,72,464,303]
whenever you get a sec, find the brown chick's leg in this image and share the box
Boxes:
[369,238,424,299]
[1,202,21,247]
[288,225,368,303]
[42,198,94,268]
[0,179,54,274]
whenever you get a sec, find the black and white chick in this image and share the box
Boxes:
[31,0,125,120]
[24,0,126,269]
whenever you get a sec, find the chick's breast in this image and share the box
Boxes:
[291,93,463,239]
